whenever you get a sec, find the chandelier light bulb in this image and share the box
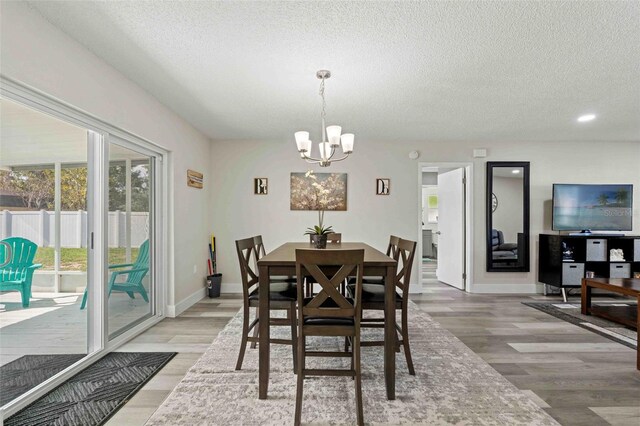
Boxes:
[340,133,354,153]
[300,139,311,154]
[295,131,310,152]
[326,125,342,147]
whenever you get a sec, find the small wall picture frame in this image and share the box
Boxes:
[376,178,390,195]
[187,169,203,189]
[254,178,268,195]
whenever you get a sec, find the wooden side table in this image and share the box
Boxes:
[581,277,639,370]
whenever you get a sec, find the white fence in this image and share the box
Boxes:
[0,210,148,248]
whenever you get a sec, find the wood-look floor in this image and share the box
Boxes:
[108,266,640,426]
[5,261,633,425]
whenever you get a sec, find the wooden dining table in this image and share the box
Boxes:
[257,242,398,400]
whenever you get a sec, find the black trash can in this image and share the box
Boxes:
[206,273,222,298]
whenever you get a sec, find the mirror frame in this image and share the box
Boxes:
[486,161,530,272]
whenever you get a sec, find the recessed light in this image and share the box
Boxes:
[577,114,596,122]
[512,169,520,174]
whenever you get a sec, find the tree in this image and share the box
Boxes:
[109,164,149,212]
[61,168,87,210]
[0,163,149,212]
[0,170,54,209]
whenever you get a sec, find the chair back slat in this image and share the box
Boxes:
[0,241,11,269]
[0,237,38,282]
[253,235,267,259]
[236,237,260,298]
[386,235,400,258]
[252,235,266,272]
[327,233,342,243]
[128,239,150,283]
[394,239,417,294]
[296,249,364,321]
[304,264,353,309]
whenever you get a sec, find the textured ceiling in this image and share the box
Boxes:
[27,1,640,143]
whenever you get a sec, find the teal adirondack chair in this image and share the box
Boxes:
[0,237,43,308]
[80,239,150,309]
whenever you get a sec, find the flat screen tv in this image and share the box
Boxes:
[552,184,633,231]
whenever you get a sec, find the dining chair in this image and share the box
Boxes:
[294,248,365,426]
[80,239,149,310]
[235,236,298,371]
[306,232,341,245]
[326,232,342,244]
[359,235,400,285]
[345,234,400,295]
[347,238,417,375]
[254,235,297,284]
[249,235,297,349]
[0,237,42,308]
[305,232,343,297]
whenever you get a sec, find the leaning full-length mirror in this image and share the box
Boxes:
[486,162,530,272]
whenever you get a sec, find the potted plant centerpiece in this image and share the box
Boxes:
[304,210,333,249]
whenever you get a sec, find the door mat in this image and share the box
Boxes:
[1,354,86,407]
[523,301,637,349]
[5,352,176,426]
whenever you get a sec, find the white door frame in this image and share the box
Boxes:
[417,162,474,292]
[0,76,168,418]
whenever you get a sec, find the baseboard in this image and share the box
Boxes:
[470,283,543,294]
[166,287,206,318]
[220,282,242,294]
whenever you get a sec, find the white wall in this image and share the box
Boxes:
[1,2,212,313]
[210,138,640,294]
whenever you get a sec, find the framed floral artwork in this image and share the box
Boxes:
[290,171,347,211]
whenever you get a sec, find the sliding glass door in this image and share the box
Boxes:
[107,141,155,338]
[0,79,166,417]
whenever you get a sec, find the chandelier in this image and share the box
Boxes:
[294,70,355,167]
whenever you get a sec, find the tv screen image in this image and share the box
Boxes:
[552,184,633,231]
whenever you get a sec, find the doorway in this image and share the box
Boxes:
[418,163,473,292]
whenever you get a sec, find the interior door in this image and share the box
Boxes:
[436,168,465,289]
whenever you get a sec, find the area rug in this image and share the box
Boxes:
[145,303,558,425]
[5,352,176,426]
[523,301,638,349]
[0,354,85,407]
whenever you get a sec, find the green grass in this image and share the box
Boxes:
[34,247,140,271]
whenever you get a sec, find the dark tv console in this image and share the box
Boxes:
[538,234,640,302]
